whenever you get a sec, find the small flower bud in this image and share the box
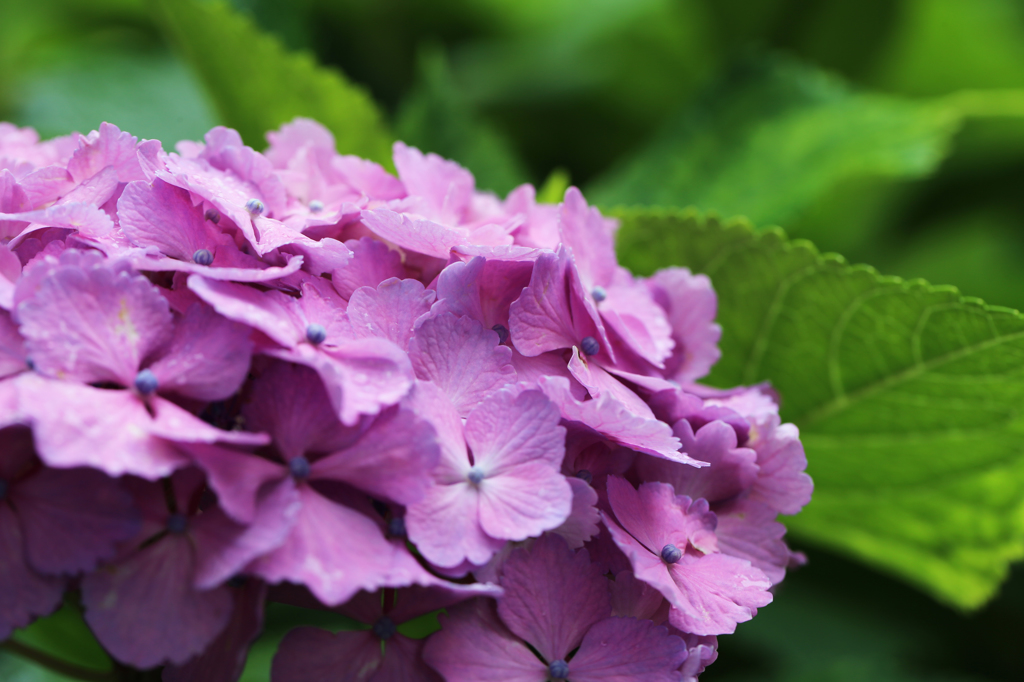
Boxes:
[574,469,593,484]
[306,323,327,345]
[548,660,570,680]
[244,198,265,217]
[167,513,188,534]
[25,358,35,371]
[204,209,220,224]
[591,286,607,302]
[192,249,214,266]
[580,336,600,356]
[387,516,407,538]
[372,616,397,640]
[289,456,311,480]
[134,369,159,396]
[491,324,509,344]
[661,544,682,564]
[467,466,485,485]
[308,200,324,213]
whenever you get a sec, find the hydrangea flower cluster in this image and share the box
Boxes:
[0,119,812,681]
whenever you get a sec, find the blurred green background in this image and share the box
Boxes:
[3,0,1024,680]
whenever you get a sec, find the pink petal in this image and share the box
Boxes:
[361,208,467,259]
[187,275,303,348]
[265,118,336,166]
[67,122,151,184]
[749,421,813,516]
[333,237,406,299]
[163,579,267,682]
[118,179,221,260]
[3,202,114,245]
[497,534,610,662]
[465,388,565,472]
[148,303,254,401]
[508,250,581,356]
[567,348,657,420]
[272,627,382,682]
[409,313,516,415]
[434,256,533,330]
[406,479,505,568]
[392,142,474,225]
[14,466,140,575]
[551,477,601,549]
[647,268,721,383]
[599,276,675,369]
[81,535,233,668]
[0,505,65,640]
[0,310,27,378]
[185,443,287,525]
[345,278,435,350]
[333,155,406,201]
[713,499,792,585]
[477,461,572,542]
[568,617,688,682]
[557,187,618,291]
[17,255,173,386]
[423,599,547,682]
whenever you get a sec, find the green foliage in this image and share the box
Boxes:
[615,207,1024,610]
[152,0,392,162]
[589,58,962,227]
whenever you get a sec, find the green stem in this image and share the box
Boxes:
[1,639,114,681]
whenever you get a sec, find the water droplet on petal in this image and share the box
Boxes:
[661,544,682,564]
[134,369,159,396]
[467,466,485,485]
[167,513,188,534]
[245,198,265,217]
[192,249,214,266]
[591,286,607,302]
[548,660,569,680]
[491,324,509,344]
[289,456,311,480]
[204,209,220,224]
[372,616,397,640]
[581,336,600,356]
[305,323,327,345]
[308,200,324,213]
[575,469,593,484]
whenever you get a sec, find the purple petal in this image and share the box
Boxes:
[0,505,65,640]
[647,268,721,383]
[148,303,254,401]
[423,599,547,682]
[434,256,533,330]
[17,254,173,385]
[599,276,675,369]
[345,278,436,350]
[508,250,582,357]
[713,499,792,585]
[375,633,444,682]
[497,534,610,662]
[392,142,474,225]
[67,122,151,184]
[749,420,813,516]
[466,388,565,472]
[0,310,27,378]
[551,476,601,549]
[272,628,383,682]
[406,478,506,568]
[185,444,287,525]
[82,535,233,668]
[118,179,222,260]
[361,208,467,259]
[187,275,304,347]
[557,187,618,291]
[163,580,267,682]
[568,617,688,682]
[0,245,21,310]
[409,313,516,415]
[609,570,667,622]
[333,237,406,298]
[14,466,140,575]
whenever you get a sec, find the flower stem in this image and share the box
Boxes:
[1,639,114,681]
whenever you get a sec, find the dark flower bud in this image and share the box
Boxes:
[548,660,570,680]
[245,198,265,217]
[581,336,600,356]
[305,323,327,345]
[491,324,509,344]
[0,479,8,501]
[387,517,407,538]
[134,369,159,396]
[167,513,188,534]
[204,209,220,224]
[289,456,311,480]
[309,200,324,213]
[575,469,593,484]
[591,286,607,302]
[467,466,485,485]
[661,544,682,564]
[373,616,397,640]
[372,500,389,517]
[192,249,214,266]
[25,358,35,371]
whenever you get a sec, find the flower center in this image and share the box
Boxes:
[491,324,509,344]
[309,200,324,213]
[548,659,570,680]
[591,286,607,302]
[574,469,593,484]
[192,249,214,266]
[661,544,682,564]
[289,456,311,480]
[580,336,600,356]
[305,323,327,345]
[372,616,397,640]
[245,198,265,217]
[467,466,486,485]
[134,369,159,396]
[167,513,188,534]
[204,208,220,224]
[387,517,407,538]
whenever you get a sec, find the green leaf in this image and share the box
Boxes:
[589,58,963,227]
[614,207,1024,610]
[151,0,392,163]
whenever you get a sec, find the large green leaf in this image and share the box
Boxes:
[152,0,392,163]
[614,207,1024,610]
[589,58,963,227]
